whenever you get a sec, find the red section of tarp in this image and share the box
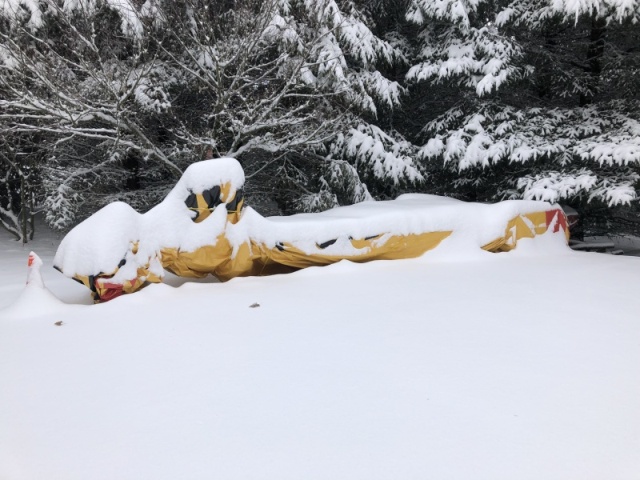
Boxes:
[546,209,567,233]
[98,283,124,302]
[97,277,140,302]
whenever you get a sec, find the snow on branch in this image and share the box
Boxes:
[549,0,640,23]
[0,165,24,240]
[496,0,640,27]
[356,71,404,111]
[1,0,147,36]
[262,13,302,48]
[589,177,639,206]
[422,102,640,167]
[297,158,373,213]
[518,170,638,206]
[299,0,398,66]
[297,177,340,212]
[260,0,403,115]
[406,26,530,96]
[517,170,598,203]
[335,124,423,185]
[44,182,80,231]
[421,101,640,205]
[126,64,175,113]
[406,0,485,29]
[62,0,144,38]
[0,0,43,29]
[323,158,373,202]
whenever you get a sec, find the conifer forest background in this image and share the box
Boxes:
[1,0,639,242]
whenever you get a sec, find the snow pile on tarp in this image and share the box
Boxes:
[54,157,567,301]
[236,194,555,256]
[55,159,240,268]
[54,202,141,277]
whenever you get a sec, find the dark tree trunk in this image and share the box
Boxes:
[580,14,607,106]
[123,151,142,191]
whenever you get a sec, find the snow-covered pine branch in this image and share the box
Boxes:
[420,101,640,205]
[153,0,408,211]
[496,0,640,28]
[331,123,423,186]
[259,0,405,117]
[405,0,531,96]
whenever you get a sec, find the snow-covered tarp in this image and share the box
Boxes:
[54,158,568,301]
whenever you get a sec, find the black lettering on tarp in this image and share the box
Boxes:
[317,239,337,249]
[226,188,244,212]
[185,191,197,209]
[203,186,221,209]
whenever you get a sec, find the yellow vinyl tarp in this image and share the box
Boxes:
[76,204,567,302]
[55,158,569,302]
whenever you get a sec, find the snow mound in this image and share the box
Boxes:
[1,252,69,320]
[507,228,573,257]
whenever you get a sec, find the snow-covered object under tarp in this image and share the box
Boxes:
[54,158,569,302]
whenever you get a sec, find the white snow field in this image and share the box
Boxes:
[1,223,640,480]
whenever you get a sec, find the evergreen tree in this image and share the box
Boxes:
[2,0,640,240]
[404,0,640,234]
[0,0,416,234]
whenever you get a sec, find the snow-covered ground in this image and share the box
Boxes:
[1,223,640,480]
